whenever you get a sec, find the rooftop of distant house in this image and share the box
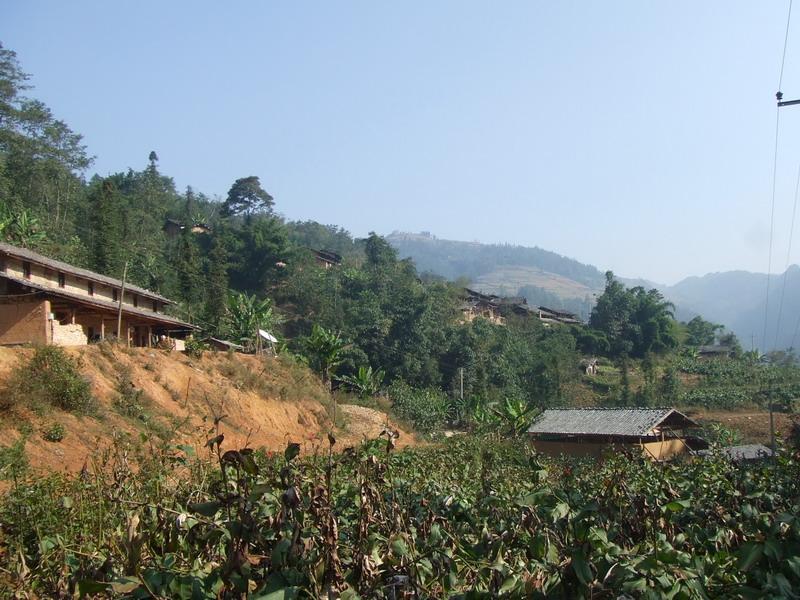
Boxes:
[527,407,698,438]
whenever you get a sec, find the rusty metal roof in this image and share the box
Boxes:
[527,408,697,437]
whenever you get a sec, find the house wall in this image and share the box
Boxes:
[460,308,505,326]
[2,255,163,314]
[0,298,49,345]
[530,438,688,460]
[51,322,88,346]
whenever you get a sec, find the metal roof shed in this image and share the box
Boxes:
[527,408,699,460]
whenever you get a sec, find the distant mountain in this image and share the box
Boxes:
[386,232,605,288]
[386,232,605,320]
[662,266,800,352]
[387,231,800,351]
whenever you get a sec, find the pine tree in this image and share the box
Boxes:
[177,229,201,307]
[205,232,229,333]
[87,178,121,275]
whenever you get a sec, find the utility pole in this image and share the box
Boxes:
[459,368,464,402]
[116,261,128,345]
[769,395,776,457]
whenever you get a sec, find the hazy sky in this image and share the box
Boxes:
[4,1,800,284]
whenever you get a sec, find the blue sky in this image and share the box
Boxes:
[3,1,799,284]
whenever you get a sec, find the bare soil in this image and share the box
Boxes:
[0,346,417,473]
[684,408,796,445]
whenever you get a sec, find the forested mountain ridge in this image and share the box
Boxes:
[386,231,606,288]
[386,231,800,351]
[386,231,604,319]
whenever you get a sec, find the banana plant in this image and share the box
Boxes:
[337,365,384,398]
[490,397,540,436]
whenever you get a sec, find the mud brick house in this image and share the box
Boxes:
[527,407,703,460]
[459,288,507,325]
[0,242,197,347]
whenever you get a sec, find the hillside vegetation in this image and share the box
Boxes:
[2,434,799,598]
[387,232,800,353]
[2,41,800,598]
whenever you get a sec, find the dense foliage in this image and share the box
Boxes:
[0,346,94,414]
[1,435,799,598]
[589,272,678,359]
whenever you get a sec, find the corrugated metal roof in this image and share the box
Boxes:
[0,242,172,303]
[698,444,774,461]
[527,408,695,437]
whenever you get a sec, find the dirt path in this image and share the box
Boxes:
[335,404,417,449]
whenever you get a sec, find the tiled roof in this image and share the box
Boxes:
[0,242,172,303]
[527,408,696,437]
[0,272,197,330]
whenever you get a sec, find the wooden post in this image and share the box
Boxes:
[44,300,52,344]
[100,318,105,340]
[116,261,128,344]
[147,325,152,348]
[70,309,76,325]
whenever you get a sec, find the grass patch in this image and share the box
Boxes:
[217,353,329,405]
[41,422,65,443]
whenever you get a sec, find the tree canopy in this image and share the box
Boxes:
[220,176,274,217]
[589,271,677,358]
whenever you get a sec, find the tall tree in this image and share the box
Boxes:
[86,178,122,275]
[204,232,230,333]
[176,228,202,306]
[0,43,91,247]
[685,316,723,347]
[220,176,273,217]
[590,271,677,358]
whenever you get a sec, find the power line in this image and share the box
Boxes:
[764,0,795,352]
[773,161,800,349]
[763,106,782,351]
[779,0,795,91]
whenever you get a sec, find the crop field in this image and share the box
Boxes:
[1,432,798,598]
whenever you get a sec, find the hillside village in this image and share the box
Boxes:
[1,29,800,598]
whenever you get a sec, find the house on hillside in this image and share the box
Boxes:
[310,249,342,269]
[697,345,733,359]
[459,288,534,325]
[0,242,197,348]
[527,407,704,460]
[162,219,212,238]
[460,288,506,325]
[536,306,581,326]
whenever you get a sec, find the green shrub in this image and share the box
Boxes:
[2,346,95,414]
[387,380,450,432]
[700,422,742,447]
[113,365,149,418]
[0,435,28,480]
[184,336,210,358]
[41,422,66,443]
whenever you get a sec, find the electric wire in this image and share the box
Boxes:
[779,0,795,91]
[772,161,800,349]
[763,107,782,352]
[763,0,795,352]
